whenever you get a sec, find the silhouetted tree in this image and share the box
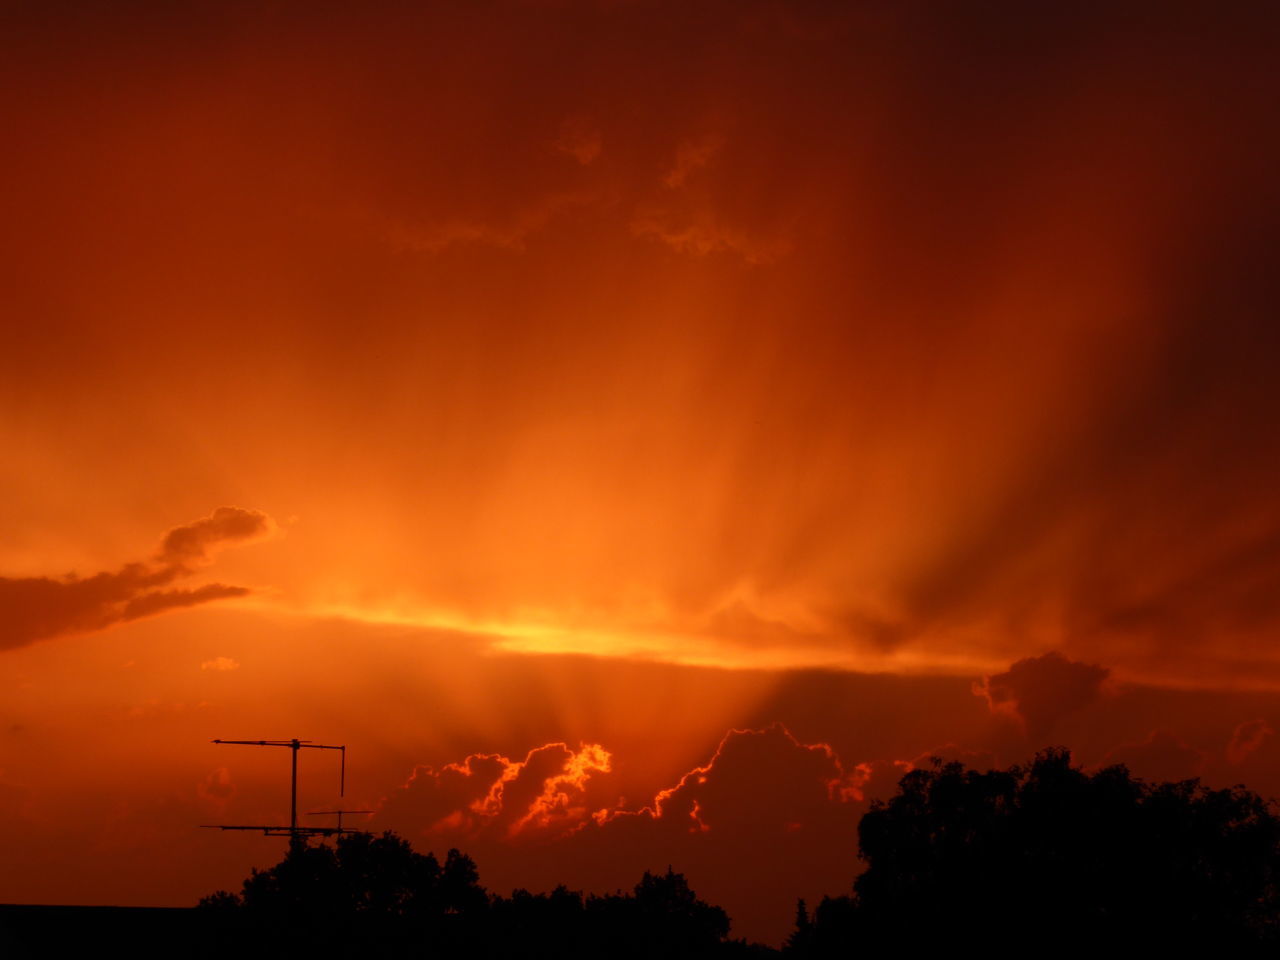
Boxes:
[791,748,1280,955]
[581,867,732,959]
[198,832,487,957]
[199,834,762,958]
[784,899,812,953]
[486,885,589,959]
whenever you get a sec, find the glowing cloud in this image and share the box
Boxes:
[377,741,613,841]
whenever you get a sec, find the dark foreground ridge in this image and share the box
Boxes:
[4,749,1278,958]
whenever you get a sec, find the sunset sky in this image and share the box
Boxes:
[3,0,1279,945]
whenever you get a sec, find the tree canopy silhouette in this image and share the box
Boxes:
[197,750,1280,957]
[198,832,487,956]
[789,748,1280,955]
[198,831,757,959]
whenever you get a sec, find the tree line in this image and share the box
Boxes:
[198,749,1280,957]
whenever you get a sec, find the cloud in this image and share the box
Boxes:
[975,652,1109,741]
[381,752,509,835]
[901,744,1001,778]
[380,725,870,852]
[197,766,235,806]
[1227,718,1272,766]
[663,134,724,188]
[6,0,1280,694]
[376,724,871,943]
[598,724,860,832]
[700,599,818,651]
[573,725,868,944]
[200,656,241,672]
[1103,729,1205,783]
[120,583,250,621]
[0,507,274,652]
[376,741,612,841]
[364,191,599,256]
[554,116,602,166]
[156,506,274,567]
[512,742,612,834]
[630,207,791,264]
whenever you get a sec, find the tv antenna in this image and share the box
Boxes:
[201,738,369,842]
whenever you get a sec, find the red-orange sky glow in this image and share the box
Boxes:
[2,1,1279,945]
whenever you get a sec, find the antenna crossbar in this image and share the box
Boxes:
[207,737,354,842]
[200,824,364,838]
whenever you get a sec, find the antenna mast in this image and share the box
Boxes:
[202,738,367,842]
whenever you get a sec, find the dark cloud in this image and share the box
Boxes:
[381,752,513,835]
[376,725,869,944]
[976,652,1110,741]
[0,507,272,651]
[1227,719,1273,767]
[1103,729,1206,783]
[569,725,869,944]
[197,766,235,805]
[119,583,250,621]
[156,506,273,567]
[600,724,860,834]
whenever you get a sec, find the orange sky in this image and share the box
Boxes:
[2,1,1279,945]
